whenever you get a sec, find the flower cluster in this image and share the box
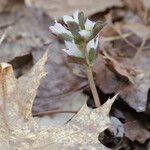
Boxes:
[49,11,105,65]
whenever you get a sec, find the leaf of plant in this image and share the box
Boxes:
[88,48,96,64]
[59,33,73,41]
[78,11,85,29]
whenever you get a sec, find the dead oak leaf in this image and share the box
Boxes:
[0,52,117,149]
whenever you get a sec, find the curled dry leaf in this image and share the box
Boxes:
[0,52,117,149]
[102,51,150,112]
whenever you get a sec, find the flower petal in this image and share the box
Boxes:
[79,30,91,39]
[87,36,99,53]
[63,15,74,24]
[63,41,83,58]
[95,36,99,49]
[49,22,73,37]
[73,10,79,24]
[85,19,95,31]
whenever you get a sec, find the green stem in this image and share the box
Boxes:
[86,65,101,107]
[81,41,101,107]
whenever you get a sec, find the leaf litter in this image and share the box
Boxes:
[0,0,150,149]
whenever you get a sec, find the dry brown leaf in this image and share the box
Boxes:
[32,42,87,116]
[96,11,150,112]
[94,54,124,93]
[124,120,150,143]
[0,5,52,62]
[95,49,150,112]
[0,51,117,149]
[102,51,135,84]
[25,0,123,18]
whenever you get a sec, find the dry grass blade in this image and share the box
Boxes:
[103,32,133,42]
[0,32,5,46]
[132,37,148,63]
[33,110,78,117]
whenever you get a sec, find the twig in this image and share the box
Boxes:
[0,32,5,46]
[33,110,78,117]
[111,25,138,50]
[132,37,147,63]
[103,32,133,42]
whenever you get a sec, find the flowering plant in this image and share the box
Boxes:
[49,11,105,107]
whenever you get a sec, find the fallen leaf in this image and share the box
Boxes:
[102,51,135,84]
[0,52,117,149]
[25,0,123,18]
[124,120,150,143]
[95,10,150,112]
[0,5,52,62]
[97,50,150,112]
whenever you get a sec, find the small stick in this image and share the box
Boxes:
[111,25,138,50]
[103,32,133,42]
[33,110,78,117]
[132,37,147,63]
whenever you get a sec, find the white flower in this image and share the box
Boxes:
[79,19,95,39]
[49,21,73,37]
[85,19,95,30]
[87,36,99,53]
[62,41,84,58]
[63,10,79,24]
[79,30,91,39]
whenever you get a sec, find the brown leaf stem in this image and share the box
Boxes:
[33,110,78,117]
